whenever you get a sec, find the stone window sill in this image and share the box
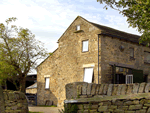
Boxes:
[74,30,83,33]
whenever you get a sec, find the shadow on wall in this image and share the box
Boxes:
[37,81,58,106]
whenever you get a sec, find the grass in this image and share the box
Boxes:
[29,111,43,113]
[36,105,57,107]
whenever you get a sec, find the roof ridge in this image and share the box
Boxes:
[90,21,141,37]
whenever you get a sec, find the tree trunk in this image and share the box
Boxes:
[19,76,26,94]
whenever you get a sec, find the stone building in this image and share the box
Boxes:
[37,16,150,107]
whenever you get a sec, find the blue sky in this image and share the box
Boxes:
[0,0,141,74]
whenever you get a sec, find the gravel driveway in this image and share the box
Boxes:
[28,105,64,113]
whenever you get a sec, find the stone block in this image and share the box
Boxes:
[98,106,108,112]
[89,109,97,113]
[82,83,88,95]
[77,85,82,95]
[126,84,133,94]
[80,95,88,98]
[91,105,98,109]
[116,84,123,95]
[114,109,125,113]
[91,84,97,95]
[118,106,128,110]
[145,99,150,104]
[95,84,100,95]
[83,110,88,113]
[144,104,150,107]
[87,83,92,95]
[112,84,118,96]
[120,84,127,95]
[108,105,117,110]
[115,100,123,106]
[123,101,133,106]
[135,109,146,113]
[99,84,104,95]
[102,101,111,106]
[147,107,150,113]
[144,83,150,93]
[103,84,109,95]
[128,105,142,110]
[124,111,136,113]
[133,83,140,94]
[138,82,146,93]
[140,99,146,104]
[107,84,113,96]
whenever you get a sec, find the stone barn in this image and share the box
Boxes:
[37,16,150,107]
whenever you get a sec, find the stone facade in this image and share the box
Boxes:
[37,16,150,107]
[0,84,29,113]
[64,82,150,113]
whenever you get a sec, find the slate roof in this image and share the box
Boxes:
[89,22,147,46]
[26,82,37,89]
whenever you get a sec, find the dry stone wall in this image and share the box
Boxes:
[0,84,29,113]
[64,82,150,113]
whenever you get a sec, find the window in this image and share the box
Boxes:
[129,48,134,58]
[82,40,89,52]
[126,75,133,84]
[83,67,94,83]
[119,67,123,72]
[45,78,49,89]
[76,25,80,31]
[144,51,150,63]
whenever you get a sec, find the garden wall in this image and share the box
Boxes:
[0,84,29,113]
[64,82,150,113]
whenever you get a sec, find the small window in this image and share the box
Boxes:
[45,78,49,89]
[144,51,150,63]
[126,75,133,84]
[119,67,123,72]
[76,25,80,31]
[83,67,94,83]
[82,40,89,52]
[129,48,134,58]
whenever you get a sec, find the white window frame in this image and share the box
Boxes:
[82,40,89,52]
[83,67,94,83]
[76,25,80,31]
[45,77,50,89]
[126,74,133,84]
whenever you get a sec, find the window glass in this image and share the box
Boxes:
[82,40,88,52]
[83,68,94,83]
[45,78,49,89]
[144,51,150,63]
[77,25,80,30]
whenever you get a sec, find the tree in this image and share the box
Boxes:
[97,0,150,46]
[0,17,48,93]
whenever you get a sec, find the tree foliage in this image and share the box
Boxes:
[0,17,48,92]
[97,0,150,46]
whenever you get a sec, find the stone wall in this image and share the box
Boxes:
[0,84,29,113]
[26,88,37,94]
[64,82,150,113]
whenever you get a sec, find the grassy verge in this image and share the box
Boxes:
[29,111,44,113]
[36,105,57,107]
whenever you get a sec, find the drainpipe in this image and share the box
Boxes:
[98,34,100,84]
